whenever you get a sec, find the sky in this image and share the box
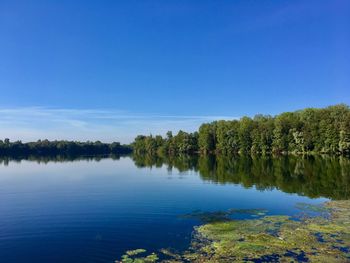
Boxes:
[0,0,349,143]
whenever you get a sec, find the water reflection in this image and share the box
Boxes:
[0,154,123,165]
[1,154,349,200]
[132,154,350,200]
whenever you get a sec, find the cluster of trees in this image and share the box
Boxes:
[0,139,132,157]
[132,104,350,155]
[133,130,199,155]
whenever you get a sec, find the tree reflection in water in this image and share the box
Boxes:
[132,154,350,200]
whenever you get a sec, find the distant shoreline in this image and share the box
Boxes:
[1,104,349,157]
[0,139,132,157]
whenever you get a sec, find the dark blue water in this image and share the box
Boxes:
[0,156,338,262]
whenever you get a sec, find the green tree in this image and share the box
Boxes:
[198,123,216,153]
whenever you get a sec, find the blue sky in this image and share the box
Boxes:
[0,0,349,142]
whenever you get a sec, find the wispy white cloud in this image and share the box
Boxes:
[0,107,238,143]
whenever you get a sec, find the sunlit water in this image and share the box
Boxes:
[0,155,349,262]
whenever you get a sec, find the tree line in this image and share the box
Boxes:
[132,104,350,155]
[0,139,132,157]
[1,104,349,157]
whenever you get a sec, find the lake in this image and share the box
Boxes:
[0,155,349,262]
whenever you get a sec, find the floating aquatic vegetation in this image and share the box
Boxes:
[186,201,350,262]
[115,249,158,263]
[126,249,147,256]
[296,202,331,213]
[179,208,268,223]
[116,201,350,262]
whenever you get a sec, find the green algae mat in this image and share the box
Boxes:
[116,200,350,262]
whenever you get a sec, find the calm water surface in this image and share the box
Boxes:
[0,155,349,262]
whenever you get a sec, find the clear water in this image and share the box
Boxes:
[0,155,349,262]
